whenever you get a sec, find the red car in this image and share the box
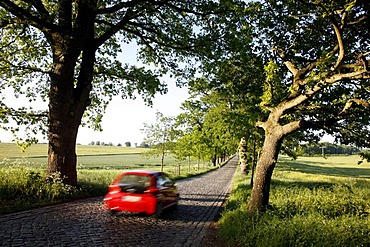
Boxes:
[103,170,179,217]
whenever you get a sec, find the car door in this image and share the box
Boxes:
[156,173,177,207]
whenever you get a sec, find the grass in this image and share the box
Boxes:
[217,155,370,246]
[0,143,194,169]
[0,143,216,215]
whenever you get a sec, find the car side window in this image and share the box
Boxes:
[157,173,173,187]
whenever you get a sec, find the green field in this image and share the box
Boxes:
[278,155,370,178]
[218,155,370,246]
[0,143,147,158]
[0,142,193,170]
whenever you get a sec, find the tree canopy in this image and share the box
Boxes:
[0,0,227,185]
[244,0,370,212]
[170,0,370,212]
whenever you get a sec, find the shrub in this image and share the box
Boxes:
[0,160,80,215]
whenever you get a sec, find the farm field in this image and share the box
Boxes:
[0,142,147,158]
[0,142,192,169]
[278,155,370,178]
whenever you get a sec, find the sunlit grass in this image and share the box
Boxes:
[0,143,194,169]
[0,142,147,159]
[218,155,370,246]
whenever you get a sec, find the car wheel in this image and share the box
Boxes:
[107,209,117,216]
[175,194,180,205]
[170,194,180,210]
[151,201,163,218]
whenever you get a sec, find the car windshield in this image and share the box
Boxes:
[119,174,151,193]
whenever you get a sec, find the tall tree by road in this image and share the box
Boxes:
[0,1,223,185]
[246,0,370,212]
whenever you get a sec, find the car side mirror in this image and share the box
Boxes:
[163,181,173,187]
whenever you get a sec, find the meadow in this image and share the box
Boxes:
[0,143,214,215]
[0,142,203,170]
[218,155,370,246]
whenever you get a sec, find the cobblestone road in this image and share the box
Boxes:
[0,156,237,247]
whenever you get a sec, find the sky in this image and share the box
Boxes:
[0,42,190,146]
[77,83,189,146]
[0,81,189,146]
[0,42,335,146]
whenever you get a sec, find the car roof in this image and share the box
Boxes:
[122,170,161,176]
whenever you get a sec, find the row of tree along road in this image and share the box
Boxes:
[1,1,369,214]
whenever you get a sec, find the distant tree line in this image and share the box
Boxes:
[88,141,142,148]
[300,143,360,156]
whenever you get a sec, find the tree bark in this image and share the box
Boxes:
[161,145,165,172]
[239,137,248,175]
[46,55,81,186]
[47,113,80,186]
[45,8,96,186]
[248,107,302,213]
[248,131,283,213]
[250,134,257,188]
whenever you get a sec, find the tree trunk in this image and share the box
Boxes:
[46,51,91,186]
[239,137,248,175]
[248,129,283,213]
[46,12,95,186]
[46,68,86,186]
[47,114,80,186]
[188,155,191,172]
[161,146,165,172]
[212,151,217,166]
[250,135,257,188]
[248,107,302,213]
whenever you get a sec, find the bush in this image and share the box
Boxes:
[0,159,83,215]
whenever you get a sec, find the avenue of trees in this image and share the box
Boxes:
[1,0,369,213]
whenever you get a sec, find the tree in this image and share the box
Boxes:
[238,137,249,175]
[177,96,234,167]
[124,142,131,148]
[175,99,215,168]
[139,142,150,148]
[0,1,223,185]
[245,0,370,212]
[183,1,266,170]
[142,111,177,172]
